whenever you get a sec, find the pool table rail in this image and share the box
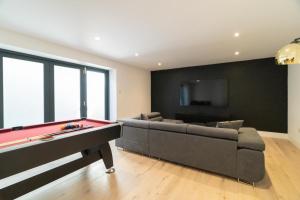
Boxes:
[0,122,121,200]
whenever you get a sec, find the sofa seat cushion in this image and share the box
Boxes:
[216,120,244,130]
[205,121,218,127]
[149,121,187,133]
[238,130,265,151]
[162,119,184,124]
[187,125,238,141]
[239,127,257,134]
[149,116,163,121]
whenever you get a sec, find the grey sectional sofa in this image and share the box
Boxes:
[115,114,265,184]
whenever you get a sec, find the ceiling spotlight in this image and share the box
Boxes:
[94,36,101,41]
[134,53,139,57]
[158,62,162,66]
[234,32,240,37]
[235,51,240,55]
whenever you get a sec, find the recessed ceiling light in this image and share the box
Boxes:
[158,62,162,66]
[234,32,240,37]
[234,51,240,55]
[94,36,101,41]
[134,53,139,57]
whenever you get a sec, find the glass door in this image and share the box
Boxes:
[3,57,44,127]
[54,65,81,121]
[86,70,106,120]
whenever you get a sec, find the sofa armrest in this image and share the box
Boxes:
[238,130,265,151]
[187,125,238,141]
[237,149,265,182]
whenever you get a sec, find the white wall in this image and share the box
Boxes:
[0,28,151,120]
[288,64,300,149]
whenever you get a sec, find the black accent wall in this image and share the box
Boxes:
[151,58,287,133]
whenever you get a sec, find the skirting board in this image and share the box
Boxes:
[289,136,300,149]
[258,131,300,149]
[258,131,288,139]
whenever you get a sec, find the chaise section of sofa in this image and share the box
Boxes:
[237,128,265,183]
[184,125,238,178]
[115,115,266,184]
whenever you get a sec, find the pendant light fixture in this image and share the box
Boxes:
[275,38,300,65]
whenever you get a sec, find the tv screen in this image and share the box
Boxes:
[180,79,228,107]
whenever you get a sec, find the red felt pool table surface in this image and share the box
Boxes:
[0,119,111,149]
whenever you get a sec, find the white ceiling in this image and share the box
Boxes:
[0,0,300,70]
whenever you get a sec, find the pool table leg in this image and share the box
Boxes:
[99,142,115,173]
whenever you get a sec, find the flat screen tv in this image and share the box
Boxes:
[180,79,228,107]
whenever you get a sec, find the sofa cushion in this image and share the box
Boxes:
[149,116,163,121]
[205,121,218,127]
[189,122,206,126]
[238,130,265,151]
[119,118,149,129]
[162,119,184,124]
[141,113,149,120]
[148,112,161,118]
[149,121,187,133]
[238,127,257,134]
[187,125,238,141]
[216,120,244,130]
[141,112,161,120]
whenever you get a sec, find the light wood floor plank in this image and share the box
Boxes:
[16,137,300,200]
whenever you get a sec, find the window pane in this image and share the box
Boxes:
[54,66,80,121]
[87,71,105,120]
[3,57,44,128]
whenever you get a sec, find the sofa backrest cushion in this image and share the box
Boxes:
[187,125,238,141]
[119,118,149,129]
[141,112,161,120]
[216,120,244,130]
[149,121,187,133]
[148,116,163,121]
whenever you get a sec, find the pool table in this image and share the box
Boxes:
[0,118,121,200]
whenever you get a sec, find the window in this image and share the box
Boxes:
[0,49,110,128]
[54,65,81,121]
[2,57,44,127]
[86,70,106,120]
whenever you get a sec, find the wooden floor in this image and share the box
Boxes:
[18,137,300,200]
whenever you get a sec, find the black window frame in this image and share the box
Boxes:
[0,48,110,128]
